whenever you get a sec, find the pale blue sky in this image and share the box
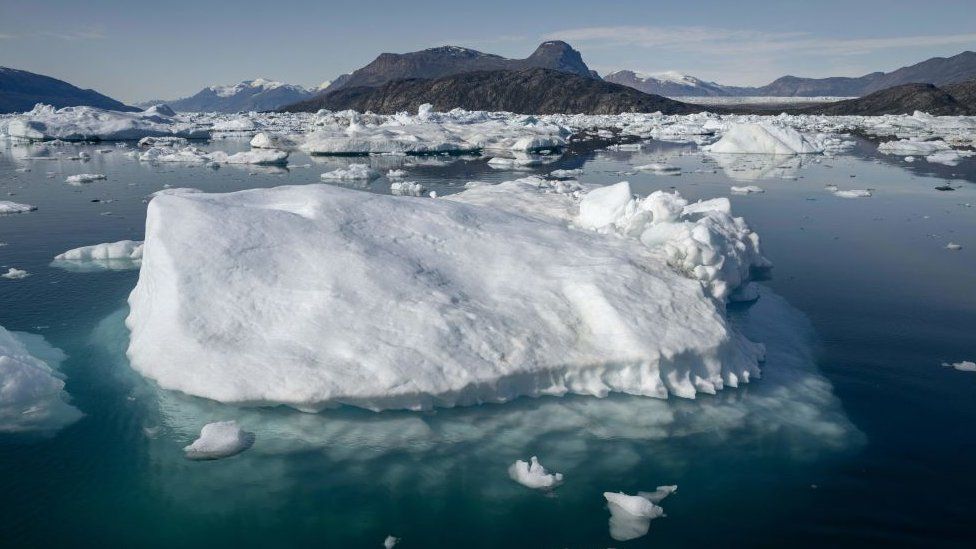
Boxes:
[1,0,974,103]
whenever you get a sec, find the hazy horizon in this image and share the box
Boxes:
[1,0,975,103]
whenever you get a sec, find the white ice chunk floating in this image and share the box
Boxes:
[946,242,962,250]
[390,181,426,196]
[4,104,209,141]
[386,169,408,179]
[730,185,764,194]
[943,361,976,372]
[638,485,678,504]
[508,456,564,489]
[2,268,29,279]
[635,163,681,175]
[66,173,106,184]
[126,178,767,411]
[52,240,144,271]
[705,123,823,154]
[0,201,36,215]
[548,168,583,178]
[833,189,872,198]
[183,420,254,460]
[207,149,289,166]
[320,163,380,181]
[604,491,666,541]
[877,139,951,156]
[0,325,82,433]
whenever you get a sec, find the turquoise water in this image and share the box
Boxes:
[1,137,974,546]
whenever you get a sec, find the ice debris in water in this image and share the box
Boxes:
[0,325,82,433]
[508,456,564,489]
[604,487,676,541]
[548,168,583,178]
[183,420,255,460]
[704,123,824,154]
[946,242,962,250]
[320,163,380,181]
[383,535,399,549]
[66,173,106,185]
[3,104,208,141]
[877,139,951,156]
[2,268,30,279]
[125,177,767,411]
[0,201,36,215]
[832,189,872,198]
[386,169,407,179]
[54,240,144,268]
[635,163,681,174]
[390,181,426,196]
[731,185,764,194]
[942,361,976,372]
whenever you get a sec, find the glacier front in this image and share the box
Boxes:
[126,178,768,411]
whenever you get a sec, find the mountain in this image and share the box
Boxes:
[0,66,137,114]
[147,79,321,113]
[604,70,731,97]
[800,83,974,116]
[943,79,976,111]
[283,68,704,115]
[324,41,598,93]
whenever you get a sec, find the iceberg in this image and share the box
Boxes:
[52,240,144,271]
[183,420,255,460]
[0,200,36,215]
[604,490,670,541]
[508,456,564,489]
[942,361,976,372]
[126,178,768,411]
[320,163,379,180]
[2,268,29,279]
[730,185,764,194]
[705,123,823,154]
[4,104,209,141]
[0,325,82,433]
[65,173,106,185]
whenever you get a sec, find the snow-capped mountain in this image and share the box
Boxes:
[145,79,323,113]
[603,70,732,97]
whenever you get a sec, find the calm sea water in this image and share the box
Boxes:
[1,136,974,547]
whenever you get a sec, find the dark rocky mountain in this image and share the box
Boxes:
[798,83,974,116]
[943,79,976,111]
[324,41,598,93]
[143,79,324,113]
[0,66,137,114]
[283,68,704,115]
[604,70,732,97]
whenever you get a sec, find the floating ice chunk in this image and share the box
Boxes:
[549,168,583,179]
[604,492,665,541]
[904,156,915,162]
[383,535,399,549]
[2,268,29,279]
[487,154,546,168]
[211,118,257,132]
[943,361,976,372]
[126,181,766,410]
[946,242,962,250]
[705,123,823,154]
[320,163,380,181]
[5,104,208,141]
[0,200,36,215]
[731,185,764,194]
[635,163,681,175]
[878,139,950,156]
[390,181,426,196]
[0,325,82,433]
[138,136,188,148]
[183,420,254,460]
[833,189,871,198]
[576,181,634,231]
[925,149,974,166]
[386,169,408,179]
[508,456,564,489]
[207,149,289,166]
[53,240,144,271]
[65,173,106,185]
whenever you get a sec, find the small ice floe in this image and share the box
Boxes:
[2,268,30,280]
[52,240,144,271]
[390,181,426,197]
[946,243,963,250]
[428,191,437,198]
[635,163,681,175]
[942,361,976,372]
[705,123,823,154]
[386,169,408,179]
[730,185,764,194]
[832,189,872,198]
[548,168,583,179]
[320,163,380,181]
[383,535,399,548]
[926,149,975,167]
[0,200,36,215]
[66,173,106,185]
[877,139,951,156]
[207,149,289,166]
[604,486,676,541]
[904,156,915,163]
[508,456,564,490]
[487,155,543,169]
[183,420,255,460]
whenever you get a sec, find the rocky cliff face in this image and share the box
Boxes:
[284,68,704,115]
[799,83,974,116]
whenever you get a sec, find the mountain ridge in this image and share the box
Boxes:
[0,66,137,114]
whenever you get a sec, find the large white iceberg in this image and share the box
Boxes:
[5,104,209,141]
[0,325,82,433]
[705,123,823,154]
[126,178,768,411]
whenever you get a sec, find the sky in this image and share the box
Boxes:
[1,0,975,103]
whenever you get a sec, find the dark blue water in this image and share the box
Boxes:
[1,137,974,547]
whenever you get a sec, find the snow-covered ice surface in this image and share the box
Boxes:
[183,420,255,460]
[508,456,564,489]
[2,104,209,141]
[52,240,144,272]
[126,178,768,411]
[0,325,81,433]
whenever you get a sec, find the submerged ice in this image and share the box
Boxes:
[126,176,768,411]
